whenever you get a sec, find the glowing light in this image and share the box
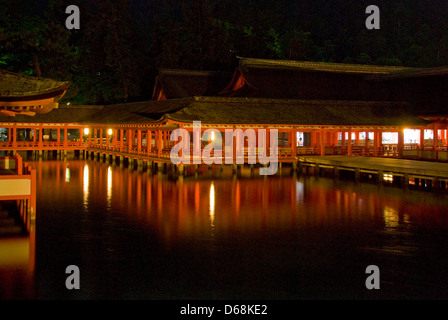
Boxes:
[209,182,215,228]
[210,131,215,141]
[404,129,420,144]
[83,164,89,208]
[107,166,112,205]
[83,128,90,135]
[383,173,393,182]
[107,128,113,135]
[383,206,399,229]
[65,165,70,182]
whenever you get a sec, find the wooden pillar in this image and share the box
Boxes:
[398,130,404,157]
[100,128,104,147]
[120,129,124,152]
[112,129,118,147]
[157,129,162,158]
[347,129,352,156]
[311,131,316,147]
[57,128,61,144]
[12,126,17,148]
[365,131,370,150]
[373,130,379,157]
[433,125,439,150]
[433,125,439,161]
[320,130,325,156]
[355,131,360,146]
[137,129,142,154]
[64,126,68,148]
[146,130,152,156]
[420,129,425,150]
[341,131,346,152]
[128,129,132,153]
[291,128,297,158]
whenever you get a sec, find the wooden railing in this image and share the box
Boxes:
[0,140,86,149]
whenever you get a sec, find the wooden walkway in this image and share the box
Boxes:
[297,155,448,187]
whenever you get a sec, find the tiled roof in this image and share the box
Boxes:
[0,69,70,101]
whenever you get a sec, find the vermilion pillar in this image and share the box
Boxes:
[12,126,17,148]
[433,125,439,150]
[64,127,68,148]
[347,129,352,156]
[398,130,404,157]
[420,129,425,150]
[157,130,162,158]
[39,126,43,147]
[291,128,297,158]
[137,129,142,154]
[320,130,325,156]
[373,131,379,157]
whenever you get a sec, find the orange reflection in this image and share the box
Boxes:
[30,160,448,243]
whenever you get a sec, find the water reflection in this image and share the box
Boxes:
[209,182,215,232]
[107,166,112,207]
[65,164,70,182]
[0,229,36,299]
[5,159,448,299]
[83,163,89,209]
[32,160,448,240]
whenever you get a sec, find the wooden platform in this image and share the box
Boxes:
[297,155,448,181]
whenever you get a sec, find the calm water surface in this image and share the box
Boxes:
[1,157,448,299]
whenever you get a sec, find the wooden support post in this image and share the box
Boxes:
[147,130,152,155]
[12,126,17,148]
[291,128,297,158]
[137,129,142,155]
[377,170,384,184]
[157,130,163,158]
[113,129,118,147]
[354,168,360,183]
[128,129,132,153]
[433,125,439,161]
[403,173,409,189]
[420,129,425,150]
[39,126,43,148]
[398,130,404,157]
[334,166,339,179]
[64,126,68,148]
[373,131,379,157]
[79,127,83,145]
[347,129,352,156]
[320,130,325,156]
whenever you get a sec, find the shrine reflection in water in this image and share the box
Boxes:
[2,157,448,299]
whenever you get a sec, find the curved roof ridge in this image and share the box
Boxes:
[236,56,416,74]
[0,69,70,100]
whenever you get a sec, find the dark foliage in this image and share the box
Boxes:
[1,0,448,104]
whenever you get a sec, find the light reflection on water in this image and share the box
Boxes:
[2,158,448,299]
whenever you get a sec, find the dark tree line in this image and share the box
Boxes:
[2,0,448,104]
